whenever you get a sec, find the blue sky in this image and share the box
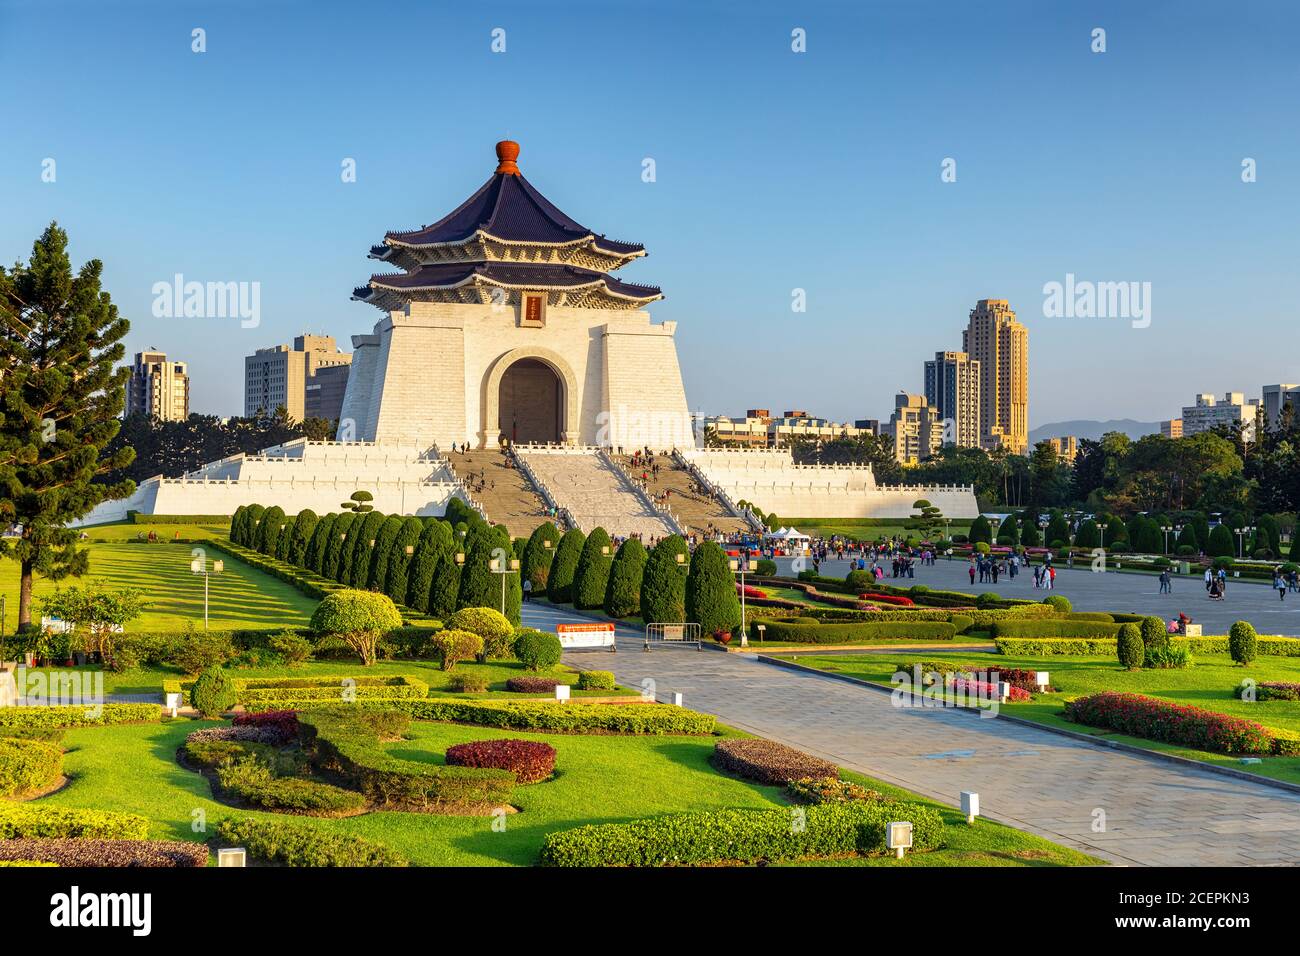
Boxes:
[3,0,1298,427]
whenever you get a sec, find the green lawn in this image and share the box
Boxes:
[37,717,1101,867]
[776,649,1300,784]
[78,519,232,542]
[781,519,972,541]
[0,537,317,633]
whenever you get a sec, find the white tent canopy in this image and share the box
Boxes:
[764,526,810,541]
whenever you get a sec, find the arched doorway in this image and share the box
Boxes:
[497,358,563,445]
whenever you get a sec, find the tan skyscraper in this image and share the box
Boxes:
[244,334,353,422]
[125,350,190,421]
[962,299,1028,455]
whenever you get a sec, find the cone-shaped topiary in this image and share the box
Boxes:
[428,556,462,620]
[547,529,586,605]
[1117,623,1144,670]
[968,515,992,544]
[1207,523,1235,558]
[190,664,237,718]
[604,538,647,618]
[1140,615,1168,654]
[1176,522,1199,553]
[573,527,614,610]
[285,509,318,565]
[522,521,560,597]
[1073,519,1099,548]
[347,511,387,589]
[641,534,689,623]
[1228,620,1258,666]
[323,512,356,581]
[384,517,425,606]
[686,541,741,640]
[256,506,286,556]
[368,515,405,593]
[303,513,336,573]
[230,505,249,546]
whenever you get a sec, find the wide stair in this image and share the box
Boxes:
[515,448,679,540]
[610,454,750,538]
[443,449,555,538]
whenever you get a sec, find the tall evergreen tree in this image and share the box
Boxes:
[347,511,386,588]
[323,511,355,580]
[1176,521,1198,553]
[685,541,741,638]
[256,505,286,555]
[284,509,317,564]
[604,538,647,618]
[304,513,336,572]
[406,520,454,611]
[0,223,135,628]
[1207,523,1236,558]
[573,527,613,610]
[968,515,992,544]
[640,535,689,623]
[547,528,586,604]
[1045,512,1071,547]
[427,555,462,619]
[368,514,405,591]
[230,505,249,546]
[522,521,560,596]
[383,516,425,605]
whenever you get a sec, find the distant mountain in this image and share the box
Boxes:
[1029,419,1163,444]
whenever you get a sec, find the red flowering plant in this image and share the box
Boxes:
[445,738,556,783]
[736,584,769,599]
[1065,692,1275,755]
[231,709,298,744]
[858,593,915,607]
[948,677,1032,703]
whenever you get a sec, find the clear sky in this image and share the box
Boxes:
[3,0,1298,427]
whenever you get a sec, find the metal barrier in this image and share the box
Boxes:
[643,622,702,651]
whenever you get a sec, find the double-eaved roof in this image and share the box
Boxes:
[356,141,661,311]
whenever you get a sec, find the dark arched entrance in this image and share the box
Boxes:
[497,358,563,444]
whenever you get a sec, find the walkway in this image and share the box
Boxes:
[524,600,1300,866]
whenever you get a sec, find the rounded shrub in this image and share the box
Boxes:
[640,535,689,623]
[309,589,404,666]
[1140,615,1169,654]
[755,558,777,576]
[1207,523,1235,558]
[604,538,647,619]
[1228,620,1258,666]
[577,670,615,691]
[573,527,614,610]
[1042,595,1071,614]
[190,665,237,718]
[513,628,563,672]
[445,738,556,784]
[447,606,515,660]
[431,629,483,672]
[844,569,872,591]
[1117,623,1145,670]
[0,738,63,797]
[257,505,287,556]
[522,521,561,597]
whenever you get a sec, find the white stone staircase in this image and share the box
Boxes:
[514,446,680,540]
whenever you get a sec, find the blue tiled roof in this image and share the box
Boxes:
[361,262,661,300]
[385,172,644,254]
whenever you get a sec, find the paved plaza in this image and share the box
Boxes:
[525,600,1300,867]
[772,556,1300,636]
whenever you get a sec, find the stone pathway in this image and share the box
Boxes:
[524,601,1300,866]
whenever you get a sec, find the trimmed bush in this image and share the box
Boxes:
[604,538,647,618]
[547,529,586,604]
[448,672,489,694]
[309,589,404,666]
[431,629,483,672]
[686,541,742,639]
[1065,692,1289,755]
[214,758,367,815]
[1207,523,1235,558]
[505,676,565,693]
[997,635,1300,657]
[303,513,336,574]
[1140,615,1169,654]
[445,738,556,783]
[0,703,160,731]
[383,516,425,606]
[257,505,287,556]
[268,630,313,666]
[428,556,462,619]
[514,628,563,671]
[0,806,149,840]
[990,619,1122,640]
[215,817,407,867]
[522,521,560,597]
[285,509,318,566]
[539,800,945,867]
[844,569,873,591]
[368,515,405,593]
[322,512,356,580]
[0,839,208,867]
[1117,623,1145,670]
[640,535,689,623]
[447,606,514,660]
[577,670,615,691]
[749,618,956,645]
[190,665,237,718]
[0,737,63,797]
[713,738,837,785]
[573,527,614,610]
[1229,620,1258,666]
[1042,595,1071,613]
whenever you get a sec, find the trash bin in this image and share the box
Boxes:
[1179,561,1190,575]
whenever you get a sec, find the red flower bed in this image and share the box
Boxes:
[737,584,769,599]
[445,739,556,783]
[232,709,298,743]
[858,593,915,607]
[1065,692,1274,755]
[949,678,1032,702]
[505,676,565,693]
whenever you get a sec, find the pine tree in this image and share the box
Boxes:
[995,515,1019,545]
[406,520,454,611]
[573,527,613,609]
[685,541,741,638]
[456,531,500,612]
[604,538,647,618]
[230,505,249,546]
[428,556,462,619]
[284,509,317,564]
[968,515,992,544]
[256,506,286,556]
[368,515,405,592]
[1176,522,1198,553]
[522,521,560,596]
[1074,519,1100,548]
[1207,523,1235,558]
[1045,512,1071,547]
[347,511,386,589]
[548,529,586,604]
[0,224,136,628]
[641,535,689,623]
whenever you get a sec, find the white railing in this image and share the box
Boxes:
[510,450,576,531]
[597,448,684,536]
[672,449,764,533]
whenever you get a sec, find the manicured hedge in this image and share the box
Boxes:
[0,806,149,840]
[1065,691,1300,756]
[215,817,407,867]
[576,670,615,691]
[991,619,1123,640]
[298,710,515,808]
[214,761,367,815]
[505,676,565,693]
[0,703,161,730]
[162,675,429,704]
[749,618,956,645]
[538,800,945,866]
[712,738,837,785]
[258,700,715,735]
[0,839,208,867]
[997,635,1300,657]
[0,737,63,797]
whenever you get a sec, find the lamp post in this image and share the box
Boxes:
[1160,525,1174,555]
[490,554,520,616]
[1234,526,1254,559]
[190,554,224,631]
[730,556,754,643]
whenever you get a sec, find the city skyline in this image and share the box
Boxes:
[4,1,1299,426]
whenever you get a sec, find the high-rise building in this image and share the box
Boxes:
[962,299,1028,455]
[244,334,352,422]
[1180,392,1261,442]
[1043,435,1078,463]
[1262,384,1300,431]
[1161,419,1183,438]
[125,350,190,421]
[883,392,944,464]
[923,350,981,448]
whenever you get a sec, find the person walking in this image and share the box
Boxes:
[1158,569,1170,594]
[1275,571,1287,601]
[968,562,976,586]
